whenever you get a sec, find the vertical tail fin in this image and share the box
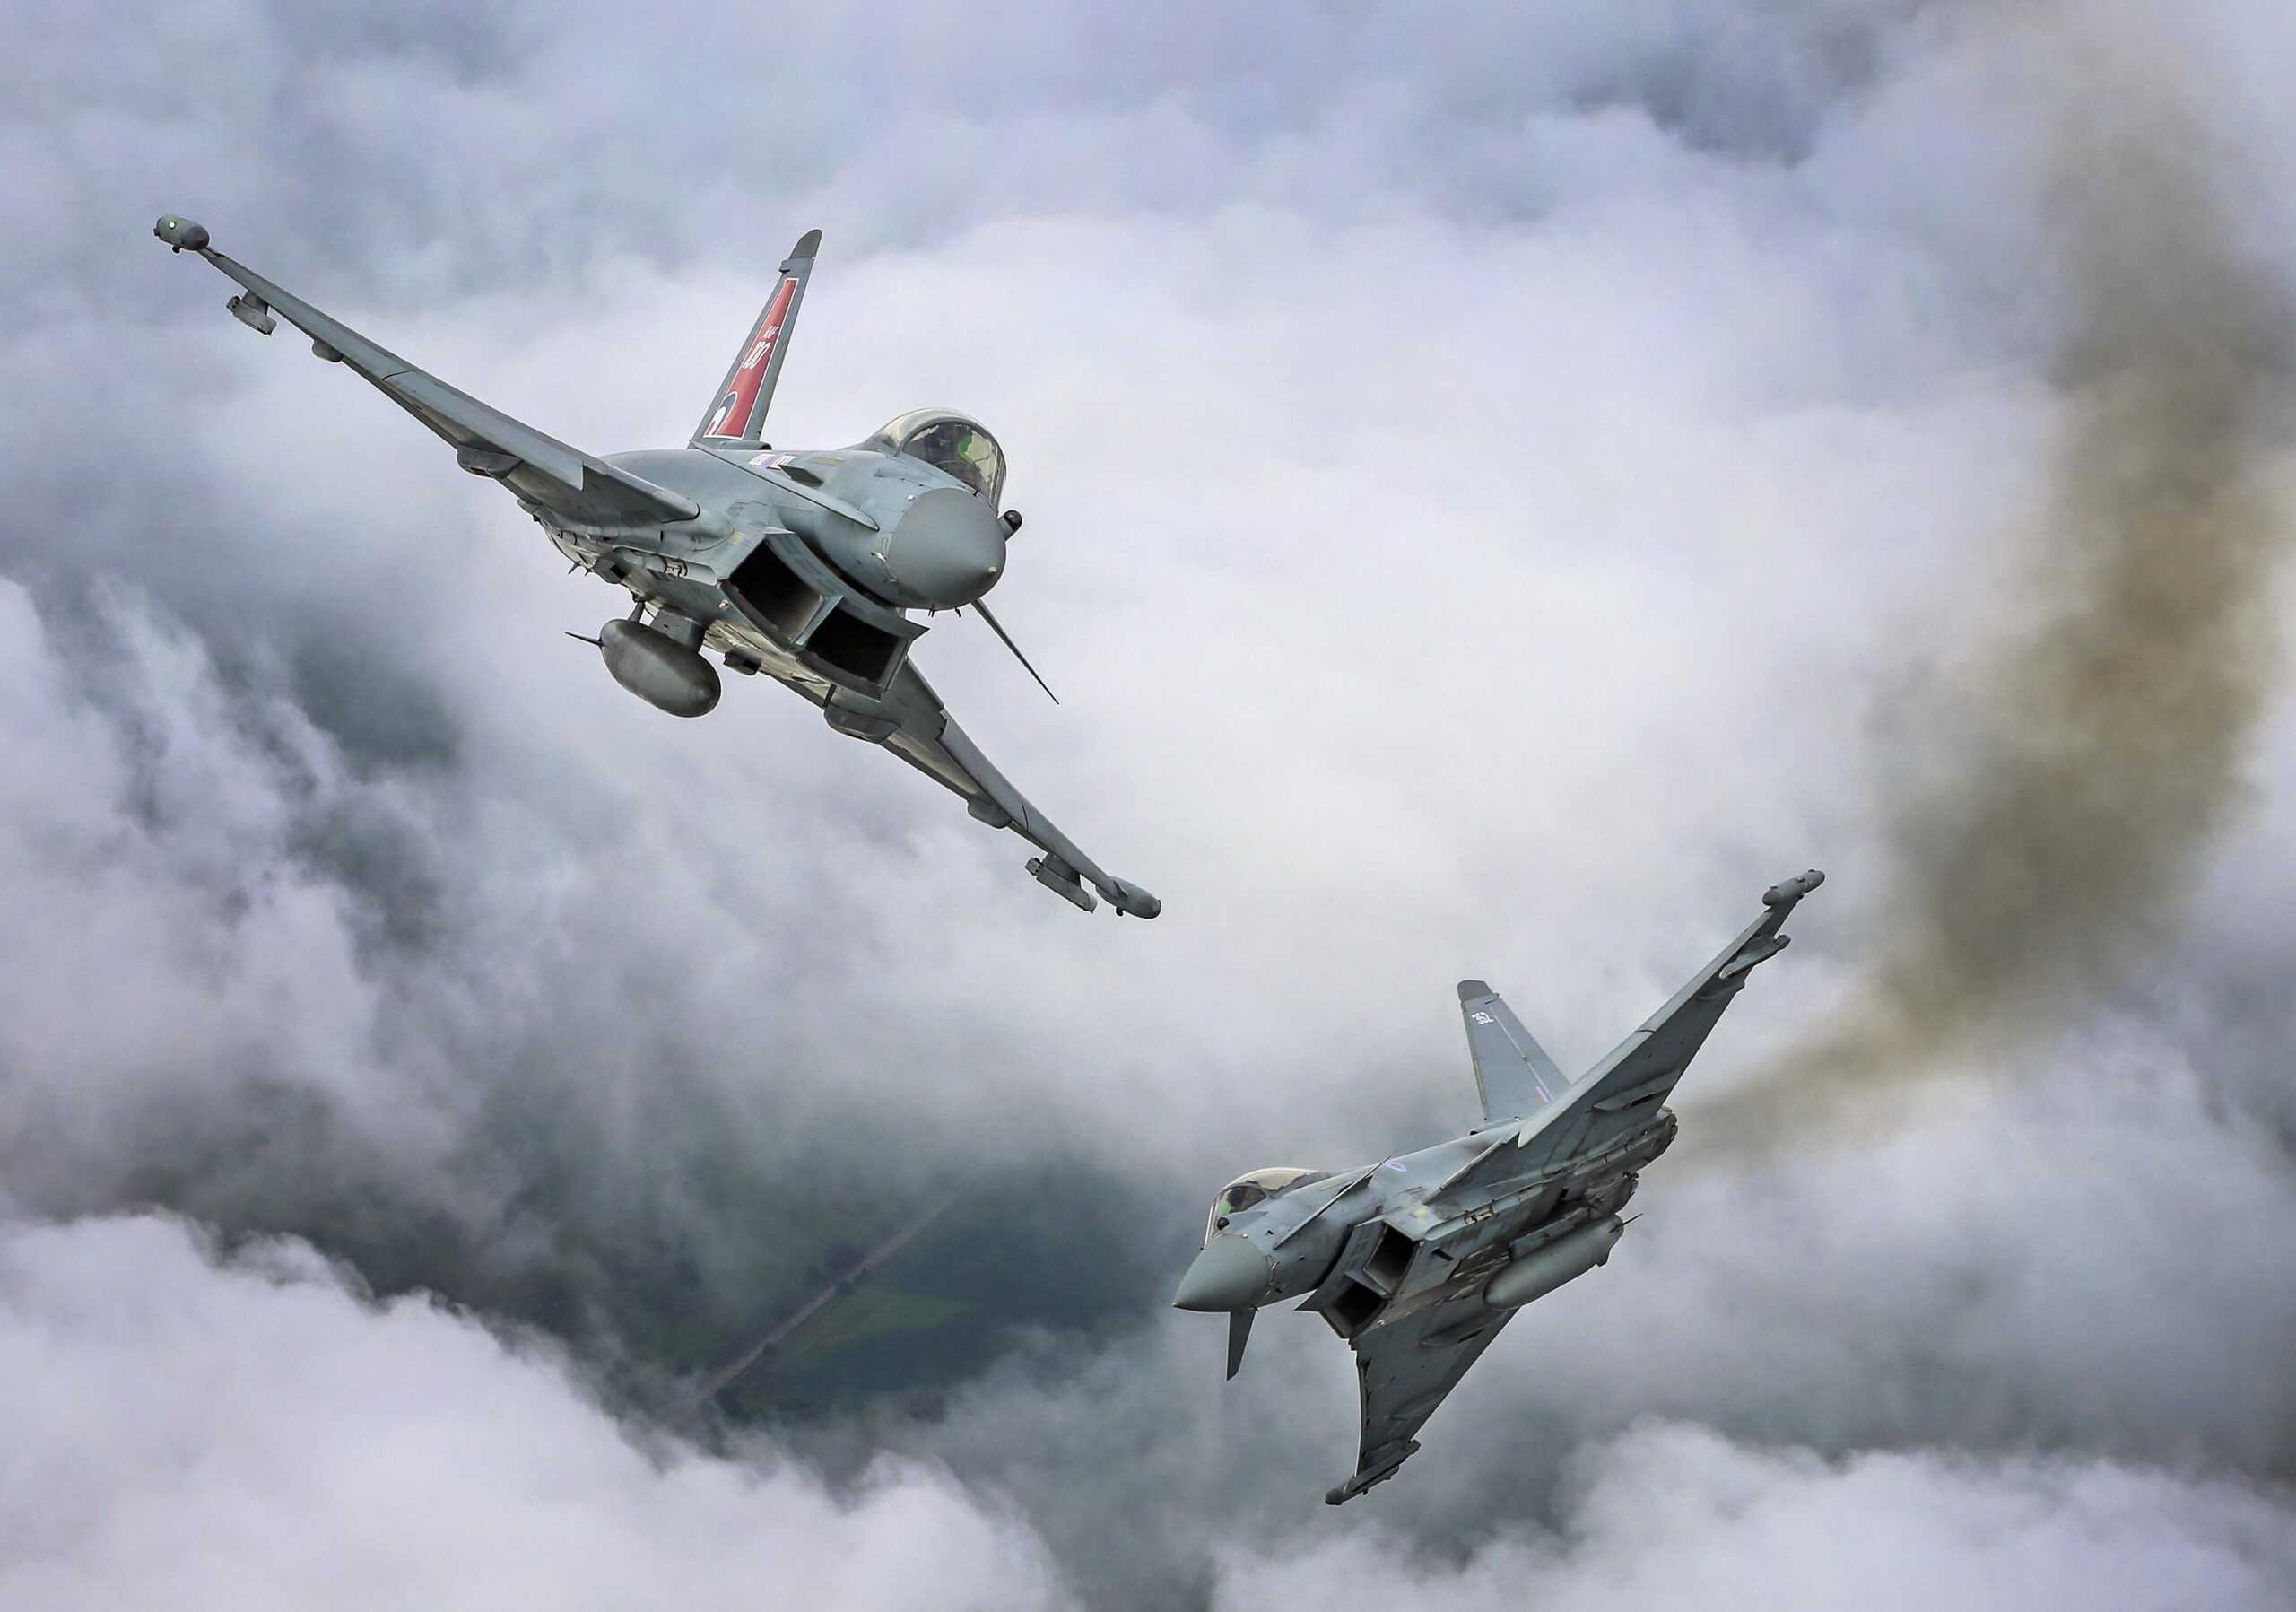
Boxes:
[1458,980,1568,1122]
[693,229,820,447]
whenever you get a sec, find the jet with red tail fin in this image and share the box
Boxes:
[152,214,1157,917]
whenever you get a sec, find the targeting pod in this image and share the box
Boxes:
[1107,878,1161,920]
[1762,868,1826,909]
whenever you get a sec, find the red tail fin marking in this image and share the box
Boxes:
[703,274,800,440]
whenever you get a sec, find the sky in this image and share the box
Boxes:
[4,0,2295,1606]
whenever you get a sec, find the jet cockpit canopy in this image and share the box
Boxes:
[868,408,1006,505]
[1205,1166,1323,1242]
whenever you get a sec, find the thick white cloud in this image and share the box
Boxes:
[12,1210,2285,1610]
[3,0,2294,1607]
[1212,1422,2296,1611]
[0,1214,1068,1611]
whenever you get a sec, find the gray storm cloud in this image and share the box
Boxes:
[0,1214,1073,1611]
[1700,2,2294,1150]
[13,1213,2289,1611]
[6,1,2296,1608]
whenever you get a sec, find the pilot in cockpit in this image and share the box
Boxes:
[1219,1180,1271,1215]
[907,420,996,496]
[869,409,1009,506]
[1205,1166,1324,1243]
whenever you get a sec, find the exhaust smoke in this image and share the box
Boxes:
[1701,4,2293,1151]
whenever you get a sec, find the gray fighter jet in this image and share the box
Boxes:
[1173,870,1825,1503]
[152,216,1158,918]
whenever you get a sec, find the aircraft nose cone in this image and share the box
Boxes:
[884,485,1006,609]
[1172,1234,1274,1312]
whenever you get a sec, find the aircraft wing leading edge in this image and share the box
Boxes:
[1328,873,1822,1501]
[769,658,1160,919]
[1512,870,1823,1166]
[161,217,1161,919]
[888,666,1160,918]
[1331,1300,1518,1504]
[163,225,697,529]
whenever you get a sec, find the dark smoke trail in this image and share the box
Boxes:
[1700,7,2292,1149]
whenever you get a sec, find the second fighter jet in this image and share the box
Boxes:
[1174,870,1825,1502]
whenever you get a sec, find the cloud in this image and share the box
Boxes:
[1212,1421,2296,1612]
[4,0,2295,1607]
[18,1213,2284,1611]
[1700,0,2296,1151]
[781,1033,2296,1604]
[0,1213,1071,1611]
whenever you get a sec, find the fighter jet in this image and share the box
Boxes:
[151,215,1158,918]
[1173,869,1825,1503]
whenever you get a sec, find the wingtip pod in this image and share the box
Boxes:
[1325,1441,1420,1505]
[1762,868,1826,908]
[153,214,210,253]
[1108,880,1161,919]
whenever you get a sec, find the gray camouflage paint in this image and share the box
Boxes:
[1175,870,1823,1503]
[152,216,1159,919]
